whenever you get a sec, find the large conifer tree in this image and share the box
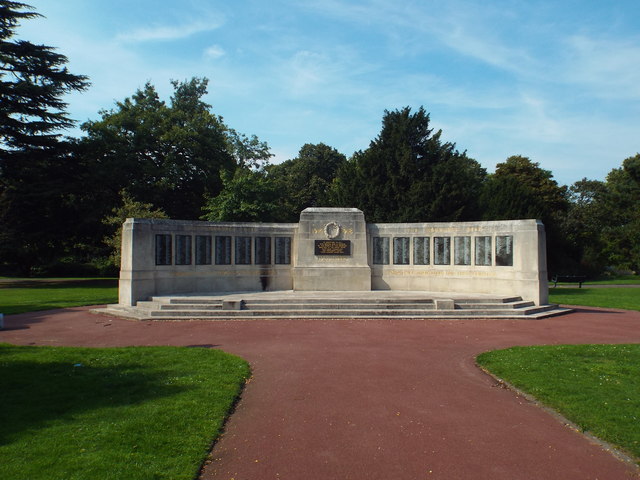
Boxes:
[334,107,485,222]
[0,1,89,153]
[1,1,90,272]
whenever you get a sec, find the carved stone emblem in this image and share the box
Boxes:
[324,221,341,239]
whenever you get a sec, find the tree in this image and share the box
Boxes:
[331,107,485,222]
[487,155,568,215]
[563,178,609,273]
[0,1,89,154]
[561,155,640,274]
[80,78,237,220]
[202,168,282,222]
[102,191,168,268]
[226,129,273,171]
[268,143,346,220]
[481,155,570,273]
[599,154,640,272]
[0,1,90,272]
[479,175,545,221]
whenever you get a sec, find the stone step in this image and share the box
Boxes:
[145,309,569,320]
[454,296,523,304]
[154,302,437,311]
[96,292,571,321]
[457,301,535,309]
[151,300,537,312]
[96,303,571,320]
[159,297,438,306]
[135,300,173,310]
[152,297,223,305]
[146,305,555,318]
[517,304,569,316]
[152,294,522,304]
[149,309,440,317]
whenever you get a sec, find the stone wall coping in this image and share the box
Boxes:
[124,218,299,229]
[300,207,363,214]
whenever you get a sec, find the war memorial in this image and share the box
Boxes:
[103,208,566,319]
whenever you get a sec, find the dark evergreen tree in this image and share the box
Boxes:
[480,174,546,221]
[0,1,90,272]
[332,107,485,222]
[0,1,89,153]
[486,155,568,216]
[480,155,570,274]
[327,153,361,210]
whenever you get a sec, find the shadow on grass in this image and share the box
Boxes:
[0,345,185,445]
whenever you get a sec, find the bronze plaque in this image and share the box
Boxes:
[314,240,351,256]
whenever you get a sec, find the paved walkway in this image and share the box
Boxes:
[2,307,640,479]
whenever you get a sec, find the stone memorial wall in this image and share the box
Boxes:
[366,219,546,303]
[118,219,297,306]
[119,208,548,306]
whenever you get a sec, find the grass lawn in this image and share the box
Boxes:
[549,287,640,311]
[587,275,640,285]
[0,344,250,480]
[477,344,640,463]
[553,275,640,286]
[0,278,118,315]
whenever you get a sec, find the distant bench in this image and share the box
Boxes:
[551,275,587,288]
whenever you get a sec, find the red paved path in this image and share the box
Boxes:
[2,307,640,479]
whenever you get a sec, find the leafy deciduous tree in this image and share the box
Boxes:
[600,154,640,272]
[201,168,282,222]
[563,178,608,272]
[80,78,236,220]
[102,190,168,268]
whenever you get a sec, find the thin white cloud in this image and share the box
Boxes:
[299,0,537,76]
[285,50,330,96]
[563,34,640,99]
[436,25,536,77]
[116,19,223,43]
[204,44,225,59]
[518,93,566,141]
[274,45,375,102]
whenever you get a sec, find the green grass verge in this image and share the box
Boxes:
[549,287,640,311]
[477,344,640,463]
[587,275,640,285]
[0,278,118,315]
[0,344,250,480]
[552,274,640,287]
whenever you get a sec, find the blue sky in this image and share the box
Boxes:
[18,0,640,186]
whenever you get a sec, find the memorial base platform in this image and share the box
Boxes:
[95,290,570,321]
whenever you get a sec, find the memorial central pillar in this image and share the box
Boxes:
[292,207,371,291]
